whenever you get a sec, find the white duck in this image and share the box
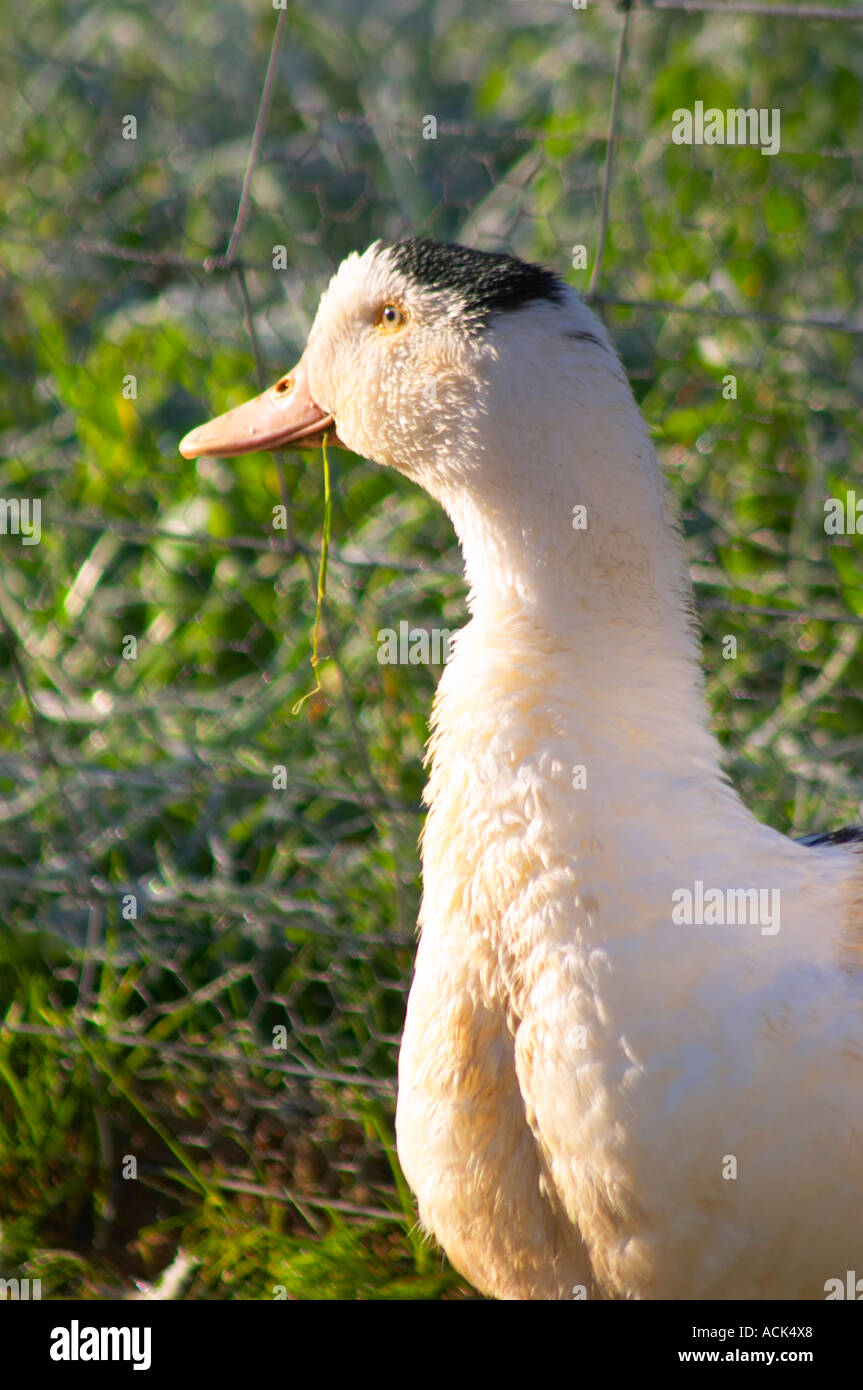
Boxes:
[181,238,863,1301]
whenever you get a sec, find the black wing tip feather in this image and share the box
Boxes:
[387,237,566,320]
[797,826,863,849]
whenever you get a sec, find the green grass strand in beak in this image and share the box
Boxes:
[292,434,332,715]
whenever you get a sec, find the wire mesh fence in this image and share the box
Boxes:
[1,0,861,1294]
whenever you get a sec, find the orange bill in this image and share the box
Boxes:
[179,357,338,458]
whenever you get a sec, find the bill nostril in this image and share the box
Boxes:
[274,376,293,395]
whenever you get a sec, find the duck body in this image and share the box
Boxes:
[181,238,863,1300]
[399,612,863,1299]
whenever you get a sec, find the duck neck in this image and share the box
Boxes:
[441,412,715,764]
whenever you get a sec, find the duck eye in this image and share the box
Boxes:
[376,303,405,331]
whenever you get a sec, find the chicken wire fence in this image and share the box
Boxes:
[1,0,862,1262]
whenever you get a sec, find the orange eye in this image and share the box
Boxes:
[376,303,406,331]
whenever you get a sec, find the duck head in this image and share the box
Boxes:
[181,239,695,673]
[180,238,616,503]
